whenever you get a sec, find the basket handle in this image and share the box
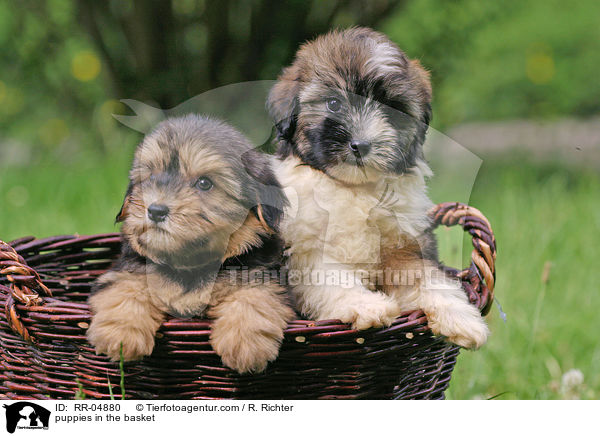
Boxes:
[0,240,52,343]
[429,202,497,315]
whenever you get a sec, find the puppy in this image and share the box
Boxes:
[87,115,294,373]
[267,27,489,348]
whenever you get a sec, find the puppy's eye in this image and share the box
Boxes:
[326,98,341,113]
[195,177,213,191]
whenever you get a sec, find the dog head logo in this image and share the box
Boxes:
[3,402,50,434]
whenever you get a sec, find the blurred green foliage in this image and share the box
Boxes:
[0,0,137,162]
[1,0,599,164]
[0,0,403,163]
[383,0,600,127]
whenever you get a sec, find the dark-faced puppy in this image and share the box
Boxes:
[267,27,489,348]
[268,27,432,184]
[87,115,294,373]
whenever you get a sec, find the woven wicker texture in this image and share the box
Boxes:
[0,202,496,400]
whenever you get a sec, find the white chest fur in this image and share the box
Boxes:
[274,156,434,268]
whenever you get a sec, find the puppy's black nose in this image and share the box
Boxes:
[349,140,371,156]
[148,203,169,223]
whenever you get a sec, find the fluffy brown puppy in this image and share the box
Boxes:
[267,27,489,348]
[87,115,294,373]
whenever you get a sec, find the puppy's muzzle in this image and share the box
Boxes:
[147,203,170,223]
[349,139,371,157]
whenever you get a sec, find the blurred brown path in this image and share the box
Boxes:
[444,117,600,168]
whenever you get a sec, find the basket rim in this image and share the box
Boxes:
[0,201,496,345]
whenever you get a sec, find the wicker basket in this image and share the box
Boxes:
[0,202,496,400]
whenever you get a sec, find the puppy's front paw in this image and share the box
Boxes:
[211,329,281,374]
[208,284,293,374]
[87,320,156,361]
[210,320,284,374]
[87,273,165,361]
[426,305,489,349]
[335,292,401,330]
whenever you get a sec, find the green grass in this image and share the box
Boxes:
[106,344,127,400]
[0,152,132,241]
[444,158,600,399]
[1,154,598,399]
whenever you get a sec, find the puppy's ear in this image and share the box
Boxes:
[115,181,134,223]
[409,59,432,98]
[421,101,432,127]
[267,64,302,141]
[409,59,433,126]
[241,150,288,232]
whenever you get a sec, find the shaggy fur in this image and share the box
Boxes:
[267,27,488,348]
[87,115,294,373]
